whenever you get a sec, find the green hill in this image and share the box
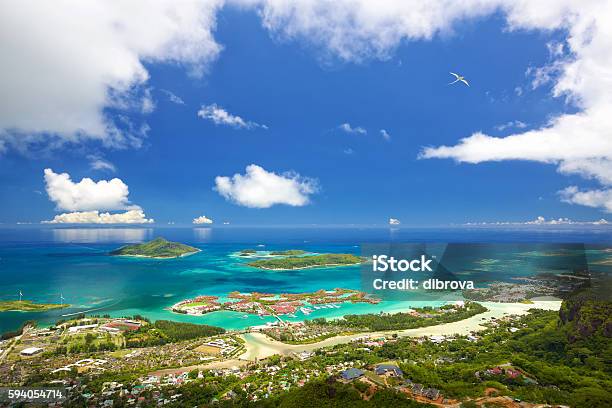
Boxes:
[110,237,200,259]
[248,253,362,270]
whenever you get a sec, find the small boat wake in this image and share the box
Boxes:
[61,299,122,317]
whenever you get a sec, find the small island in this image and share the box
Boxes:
[268,250,306,256]
[110,237,200,259]
[238,249,307,257]
[171,288,379,317]
[248,253,362,270]
[0,300,69,312]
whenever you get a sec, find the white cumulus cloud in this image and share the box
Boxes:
[411,1,612,213]
[559,186,612,213]
[42,210,153,224]
[380,129,391,141]
[214,164,318,208]
[4,1,612,216]
[0,0,223,152]
[338,123,367,135]
[44,168,138,212]
[193,215,214,224]
[250,0,499,63]
[198,104,267,129]
[236,0,612,213]
[389,218,401,225]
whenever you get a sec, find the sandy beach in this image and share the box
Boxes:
[238,300,561,361]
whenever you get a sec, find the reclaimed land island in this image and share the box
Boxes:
[247,253,363,270]
[110,237,200,259]
[0,300,69,312]
[171,289,380,317]
[239,249,307,257]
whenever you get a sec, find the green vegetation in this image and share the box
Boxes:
[269,249,307,256]
[153,320,225,341]
[168,378,432,408]
[265,379,431,407]
[558,292,612,343]
[110,237,199,258]
[248,253,362,270]
[52,332,120,355]
[11,298,611,407]
[396,306,610,406]
[248,300,610,407]
[273,329,360,345]
[295,302,608,407]
[0,300,68,312]
[124,320,225,347]
[263,303,485,344]
[309,302,488,331]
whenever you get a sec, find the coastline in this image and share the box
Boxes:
[250,261,362,271]
[0,306,70,313]
[113,249,201,260]
[0,302,70,313]
[238,300,562,361]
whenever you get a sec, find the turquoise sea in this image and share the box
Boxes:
[0,226,610,333]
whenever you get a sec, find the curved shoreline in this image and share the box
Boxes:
[237,300,562,361]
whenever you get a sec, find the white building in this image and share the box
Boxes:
[21,347,43,356]
[68,324,98,333]
[429,335,446,344]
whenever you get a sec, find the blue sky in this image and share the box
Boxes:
[0,2,610,226]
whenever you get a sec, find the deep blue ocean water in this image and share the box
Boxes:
[0,226,610,334]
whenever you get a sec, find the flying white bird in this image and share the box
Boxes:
[449,72,469,87]
[60,293,65,305]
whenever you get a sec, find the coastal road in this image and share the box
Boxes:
[0,326,31,363]
[238,300,562,361]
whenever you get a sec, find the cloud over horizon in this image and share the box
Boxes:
[44,168,139,212]
[42,209,153,224]
[215,164,318,208]
[193,215,214,224]
[465,215,609,226]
